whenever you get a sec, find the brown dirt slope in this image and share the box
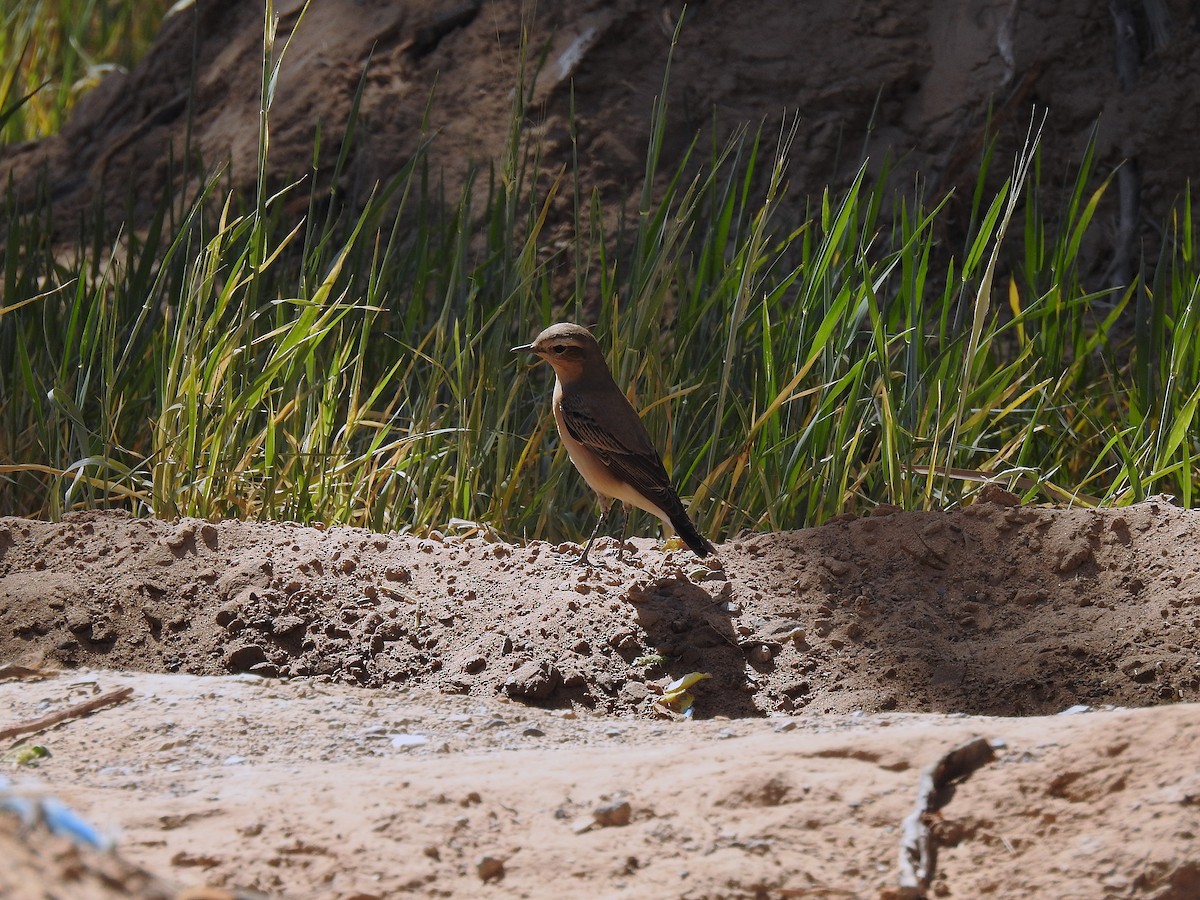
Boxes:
[2,500,1198,719]
[4,0,1199,271]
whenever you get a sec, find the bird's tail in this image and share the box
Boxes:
[670,512,717,558]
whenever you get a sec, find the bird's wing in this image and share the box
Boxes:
[559,396,687,518]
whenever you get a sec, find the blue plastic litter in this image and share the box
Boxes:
[0,774,112,850]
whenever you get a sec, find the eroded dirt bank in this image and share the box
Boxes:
[2,501,1199,719]
[5,0,1199,277]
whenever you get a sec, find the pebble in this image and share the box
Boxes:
[748,644,774,664]
[223,643,268,672]
[461,655,487,674]
[475,855,505,881]
[592,800,632,827]
[503,661,561,700]
[1058,704,1092,716]
[571,816,594,834]
[390,734,429,749]
[164,523,194,551]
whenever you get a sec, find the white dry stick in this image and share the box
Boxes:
[897,736,997,896]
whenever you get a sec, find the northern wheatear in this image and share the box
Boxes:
[513,322,717,564]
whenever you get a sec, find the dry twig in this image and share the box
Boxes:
[0,687,134,743]
[896,736,997,897]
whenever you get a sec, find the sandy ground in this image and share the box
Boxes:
[2,502,1200,897]
[1,670,1198,899]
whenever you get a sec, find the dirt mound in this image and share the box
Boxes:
[4,0,1199,272]
[2,501,1197,718]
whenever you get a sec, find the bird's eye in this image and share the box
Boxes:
[552,344,565,354]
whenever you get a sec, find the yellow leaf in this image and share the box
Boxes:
[660,672,713,715]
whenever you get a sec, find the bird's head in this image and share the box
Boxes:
[512,323,604,381]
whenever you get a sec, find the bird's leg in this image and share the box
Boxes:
[573,500,612,566]
[614,503,630,561]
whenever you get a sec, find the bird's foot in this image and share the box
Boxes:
[559,547,600,567]
[560,536,636,567]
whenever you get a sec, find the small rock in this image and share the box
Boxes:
[164,523,195,551]
[88,619,115,643]
[821,557,851,576]
[1056,545,1094,574]
[1012,589,1042,607]
[748,644,774,664]
[504,660,561,700]
[199,523,218,546]
[271,615,306,636]
[66,609,93,634]
[571,816,594,835]
[560,668,587,688]
[621,681,649,702]
[977,483,1021,506]
[223,643,268,672]
[593,799,632,827]
[390,734,429,749]
[476,855,505,882]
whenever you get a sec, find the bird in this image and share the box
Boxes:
[512,322,717,564]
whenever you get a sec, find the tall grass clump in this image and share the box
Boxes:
[3,14,1200,541]
[1,0,171,142]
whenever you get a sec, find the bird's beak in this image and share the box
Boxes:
[510,342,535,353]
